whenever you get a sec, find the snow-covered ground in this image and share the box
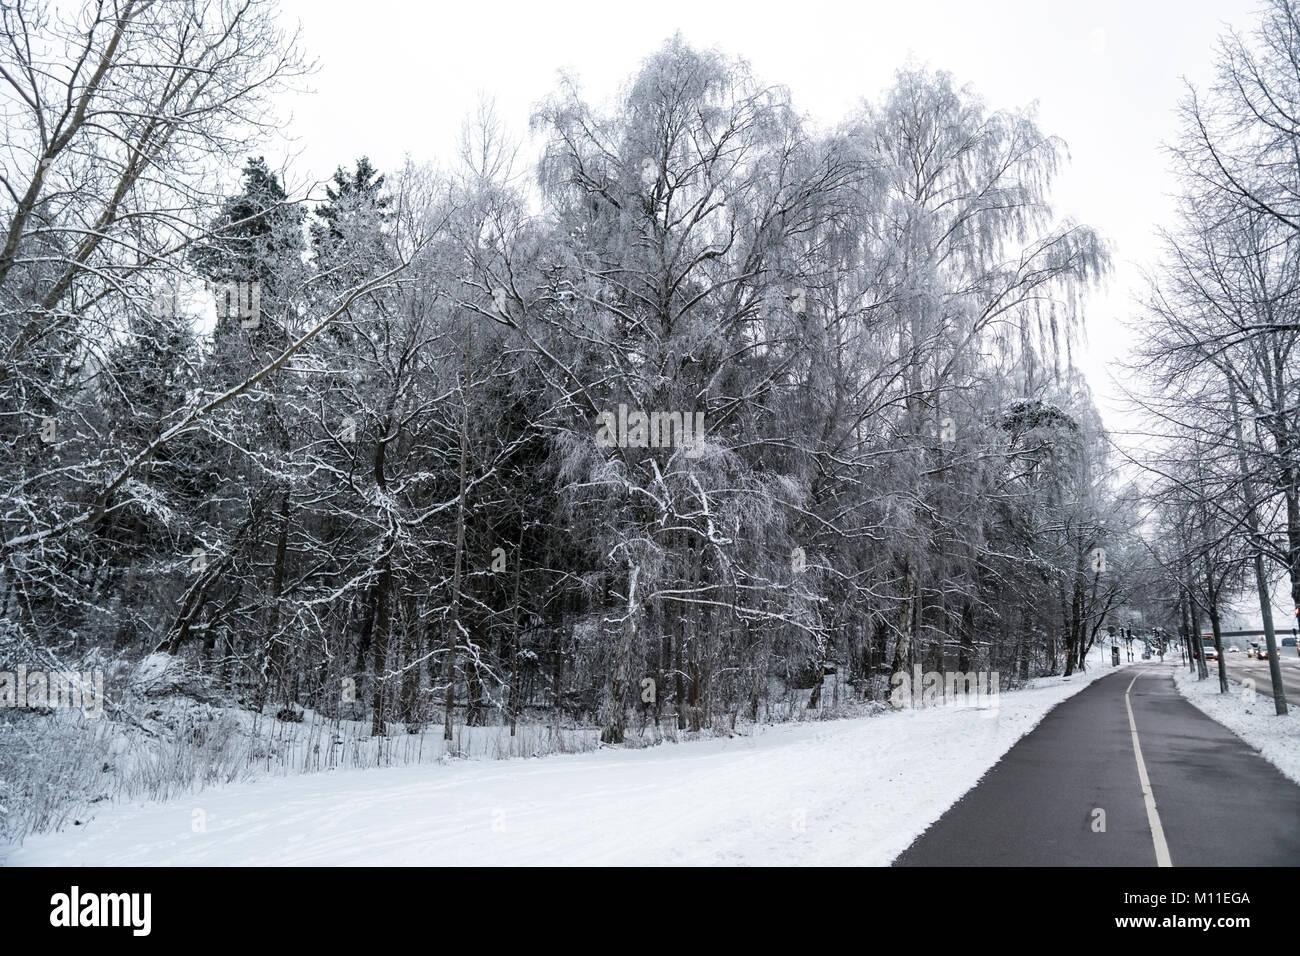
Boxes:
[5,653,1128,866]
[1171,659,1300,787]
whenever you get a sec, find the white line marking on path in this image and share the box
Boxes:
[1125,671,1172,867]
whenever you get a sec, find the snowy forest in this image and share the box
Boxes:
[1,0,1298,844]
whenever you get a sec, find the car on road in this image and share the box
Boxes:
[1204,645,1219,662]
[1248,642,1261,658]
[1229,645,1239,653]
[1282,636,1298,658]
[1257,643,1271,661]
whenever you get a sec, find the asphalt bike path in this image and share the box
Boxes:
[894,665,1300,865]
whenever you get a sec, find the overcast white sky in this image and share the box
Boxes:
[262,0,1291,628]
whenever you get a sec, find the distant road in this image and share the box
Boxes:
[1218,651,1300,703]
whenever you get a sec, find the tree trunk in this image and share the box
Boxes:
[443,344,471,742]
[890,556,916,677]
[601,562,639,744]
[400,594,422,731]
[957,599,974,673]
[508,519,525,736]
[1228,374,1288,713]
[369,560,392,736]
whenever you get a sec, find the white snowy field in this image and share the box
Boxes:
[5,654,1127,866]
[1172,658,1300,786]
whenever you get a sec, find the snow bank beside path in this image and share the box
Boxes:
[1172,662,1300,787]
[6,658,1127,866]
